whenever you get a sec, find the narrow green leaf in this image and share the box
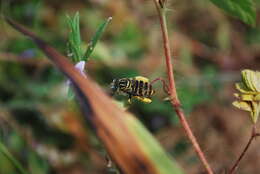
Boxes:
[209,0,256,26]
[128,116,184,174]
[67,12,83,62]
[84,17,112,60]
[0,141,29,174]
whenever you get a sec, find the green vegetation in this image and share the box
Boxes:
[0,0,259,173]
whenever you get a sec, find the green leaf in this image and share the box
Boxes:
[209,0,256,26]
[255,94,260,100]
[0,142,29,174]
[67,12,83,62]
[233,101,252,112]
[232,100,260,123]
[241,69,260,92]
[84,17,112,60]
[235,83,253,94]
[251,101,260,123]
[233,69,260,124]
[128,116,184,174]
[28,152,49,174]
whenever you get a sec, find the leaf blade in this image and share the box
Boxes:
[67,12,83,62]
[0,142,29,174]
[5,17,184,174]
[209,0,256,26]
[83,17,112,60]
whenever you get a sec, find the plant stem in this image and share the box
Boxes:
[153,1,214,174]
[0,141,29,174]
[229,126,260,174]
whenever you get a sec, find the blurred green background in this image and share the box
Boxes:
[0,0,260,174]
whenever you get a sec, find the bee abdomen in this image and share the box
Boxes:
[148,84,154,97]
[133,80,139,95]
[138,80,144,96]
[131,80,153,98]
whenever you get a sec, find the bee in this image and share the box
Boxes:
[111,76,155,103]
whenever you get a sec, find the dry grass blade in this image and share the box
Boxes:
[5,17,184,174]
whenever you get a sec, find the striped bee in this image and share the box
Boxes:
[111,76,155,103]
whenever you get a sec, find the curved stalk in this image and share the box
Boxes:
[153,1,214,174]
[229,126,260,174]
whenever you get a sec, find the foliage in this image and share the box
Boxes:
[209,0,256,26]
[1,0,260,173]
[66,13,112,99]
[67,12,112,62]
[233,69,260,123]
[84,17,112,60]
[6,17,184,174]
[67,12,83,63]
[0,141,29,174]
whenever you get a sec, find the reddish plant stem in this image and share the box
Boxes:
[229,126,260,174]
[174,107,214,174]
[153,1,214,174]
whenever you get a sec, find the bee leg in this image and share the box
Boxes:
[141,97,152,103]
[127,94,132,104]
[163,96,173,102]
[151,77,170,95]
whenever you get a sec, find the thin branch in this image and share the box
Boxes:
[153,1,214,174]
[229,126,260,174]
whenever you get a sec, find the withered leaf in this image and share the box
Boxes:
[5,17,183,174]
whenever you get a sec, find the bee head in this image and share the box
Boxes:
[110,79,119,93]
